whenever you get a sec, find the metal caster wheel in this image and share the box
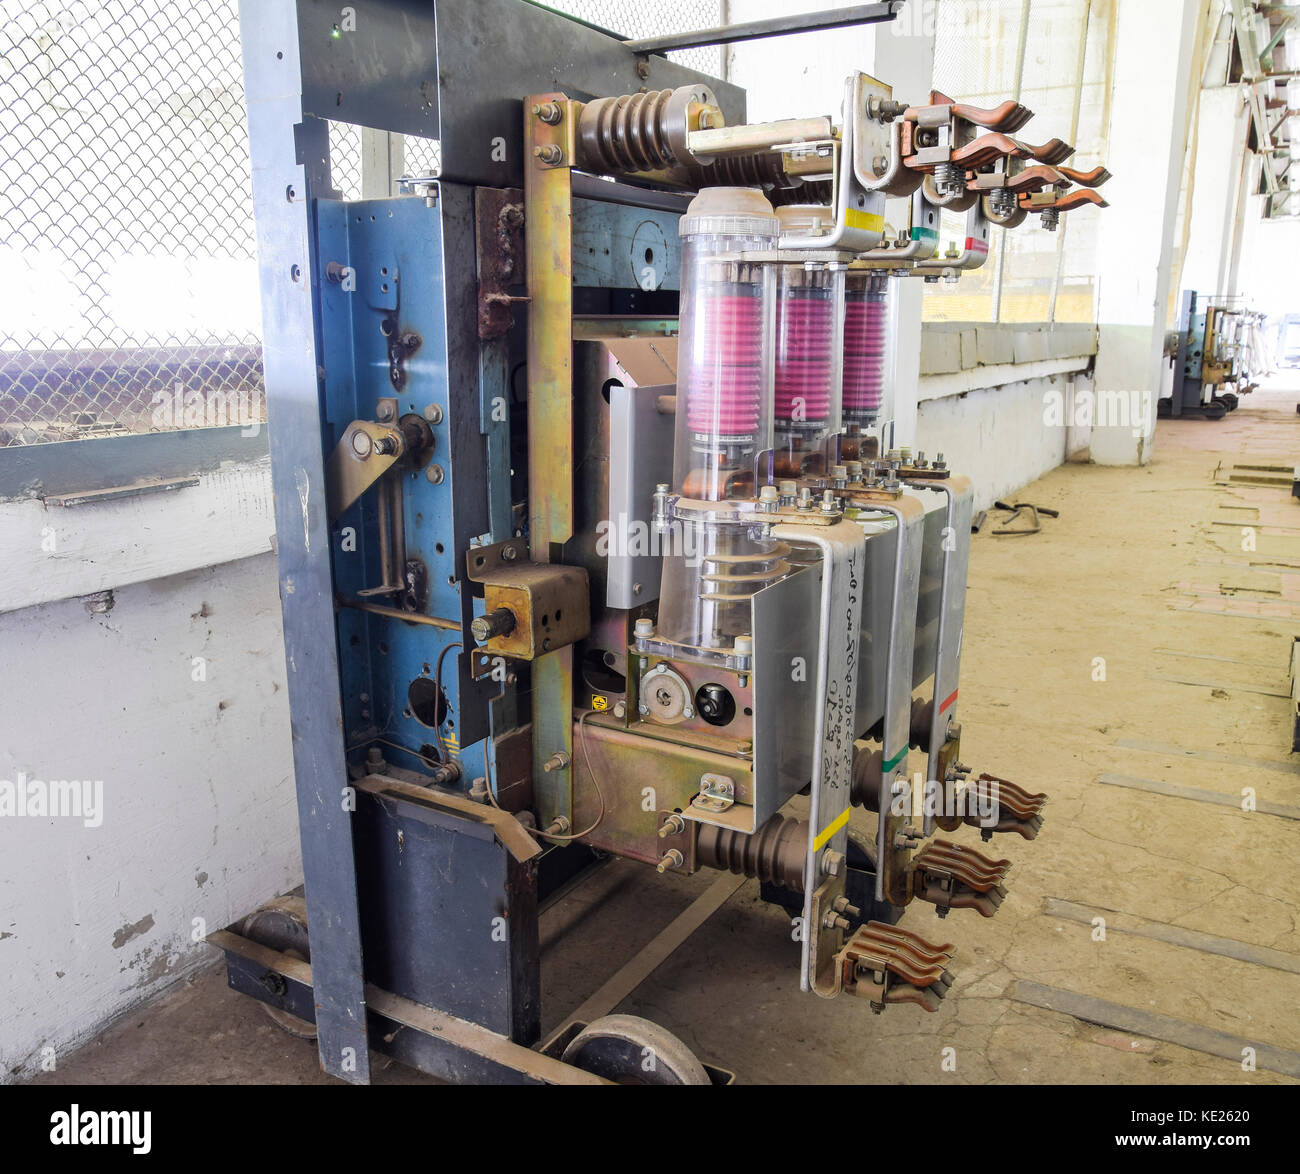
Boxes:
[240,896,316,1040]
[1203,400,1227,420]
[560,1014,710,1084]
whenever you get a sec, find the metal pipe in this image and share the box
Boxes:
[622,3,903,55]
[339,600,460,631]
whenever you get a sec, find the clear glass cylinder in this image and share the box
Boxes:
[657,507,791,650]
[672,189,780,501]
[774,262,844,481]
[842,270,892,427]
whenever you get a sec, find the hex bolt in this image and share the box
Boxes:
[833,896,862,919]
[543,750,571,773]
[659,814,686,839]
[820,490,837,513]
[872,155,888,177]
[532,101,562,124]
[821,849,845,877]
[501,545,519,561]
[822,911,852,931]
[423,403,444,425]
[543,815,570,836]
[634,617,655,640]
[797,487,814,511]
[533,144,563,166]
[425,464,445,484]
[657,849,684,874]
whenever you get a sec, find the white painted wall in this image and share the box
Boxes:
[0,548,298,1083]
[0,457,274,614]
[915,368,1089,511]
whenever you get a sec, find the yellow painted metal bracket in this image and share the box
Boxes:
[524,93,583,828]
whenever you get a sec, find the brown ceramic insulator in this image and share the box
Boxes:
[696,813,807,891]
[850,744,883,811]
[577,85,715,174]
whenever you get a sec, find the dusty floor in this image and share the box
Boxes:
[34,380,1300,1085]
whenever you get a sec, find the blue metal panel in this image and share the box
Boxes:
[316,193,494,785]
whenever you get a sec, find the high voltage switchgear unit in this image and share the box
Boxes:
[218,0,1105,1084]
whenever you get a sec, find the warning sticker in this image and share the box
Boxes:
[591,694,609,711]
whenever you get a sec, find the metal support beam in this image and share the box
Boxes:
[525,97,578,830]
[237,0,370,1084]
[622,3,903,56]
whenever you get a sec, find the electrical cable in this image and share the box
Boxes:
[433,639,603,841]
[526,708,606,842]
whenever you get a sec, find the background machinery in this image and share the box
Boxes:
[1163,290,1269,419]
[216,0,1104,1084]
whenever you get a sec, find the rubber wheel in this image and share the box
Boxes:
[241,897,317,1040]
[561,1014,710,1085]
[1156,397,1172,418]
[1203,401,1227,420]
[1219,393,1238,412]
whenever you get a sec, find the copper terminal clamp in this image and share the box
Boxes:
[910,838,1012,918]
[833,922,956,1012]
[964,773,1048,841]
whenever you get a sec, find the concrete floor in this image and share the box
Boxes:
[33,380,1300,1085]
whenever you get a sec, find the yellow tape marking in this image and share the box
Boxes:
[813,807,850,852]
[844,208,885,234]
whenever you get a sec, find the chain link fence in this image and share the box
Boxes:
[0,0,724,447]
[0,0,263,446]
